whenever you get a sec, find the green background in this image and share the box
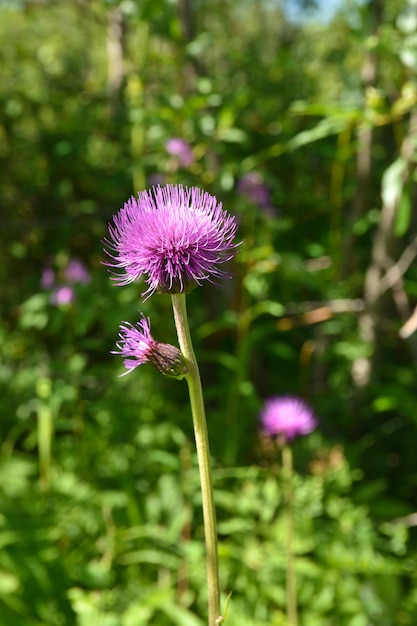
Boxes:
[1,0,417,624]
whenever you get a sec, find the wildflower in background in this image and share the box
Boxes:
[113,314,188,378]
[260,395,317,441]
[64,258,91,284]
[41,267,55,290]
[41,257,90,306]
[105,184,239,297]
[165,138,194,168]
[260,396,316,626]
[50,285,74,306]
[237,171,275,215]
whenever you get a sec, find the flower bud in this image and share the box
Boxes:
[148,342,188,379]
[113,315,187,379]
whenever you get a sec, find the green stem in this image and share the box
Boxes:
[171,293,221,626]
[38,402,53,492]
[36,377,53,492]
[282,443,297,626]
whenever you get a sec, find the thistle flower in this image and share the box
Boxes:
[41,257,90,306]
[41,267,55,290]
[64,258,90,284]
[50,285,74,306]
[105,184,239,297]
[237,171,275,215]
[113,315,188,378]
[165,138,194,168]
[260,396,317,441]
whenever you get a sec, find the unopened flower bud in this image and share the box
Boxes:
[148,342,188,379]
[112,314,187,379]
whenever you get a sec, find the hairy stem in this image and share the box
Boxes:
[171,293,221,626]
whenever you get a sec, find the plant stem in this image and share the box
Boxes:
[36,377,53,492]
[282,443,297,626]
[171,293,221,626]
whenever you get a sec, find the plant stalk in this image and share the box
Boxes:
[171,293,221,626]
[282,442,297,626]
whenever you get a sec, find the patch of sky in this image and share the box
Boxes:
[283,0,350,23]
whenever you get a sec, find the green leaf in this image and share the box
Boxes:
[394,191,411,236]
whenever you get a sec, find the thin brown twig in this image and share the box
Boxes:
[375,235,417,297]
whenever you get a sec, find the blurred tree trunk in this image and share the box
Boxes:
[342,0,382,277]
[353,110,417,391]
[347,0,417,420]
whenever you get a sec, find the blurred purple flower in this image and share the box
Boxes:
[113,315,187,378]
[41,267,55,290]
[260,396,317,441]
[104,184,240,297]
[237,172,275,214]
[50,286,74,306]
[64,258,90,284]
[165,138,194,168]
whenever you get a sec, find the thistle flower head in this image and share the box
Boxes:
[41,267,55,290]
[237,171,275,215]
[165,138,194,168]
[64,258,90,284]
[113,315,187,378]
[50,285,74,306]
[105,185,239,297]
[260,395,317,441]
[41,257,90,307]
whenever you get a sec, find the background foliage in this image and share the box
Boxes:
[1,0,417,624]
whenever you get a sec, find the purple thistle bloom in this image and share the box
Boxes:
[237,171,275,214]
[64,258,90,284]
[113,315,188,378]
[105,184,240,298]
[165,138,194,168]
[50,286,74,306]
[41,267,55,290]
[113,316,154,376]
[260,396,317,441]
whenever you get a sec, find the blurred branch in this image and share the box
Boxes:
[376,234,417,350]
[391,512,417,527]
[276,299,364,329]
[282,298,365,315]
[375,234,417,297]
[342,0,381,278]
[399,306,417,339]
[354,109,417,388]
